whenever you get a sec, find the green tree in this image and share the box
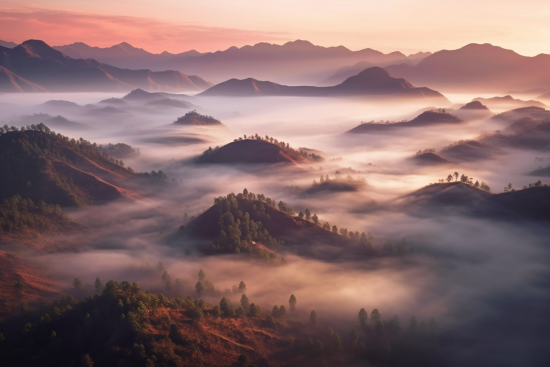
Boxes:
[240,294,250,311]
[195,281,204,295]
[312,214,319,225]
[94,277,103,293]
[198,269,206,282]
[238,281,247,293]
[212,305,221,318]
[305,209,311,220]
[310,310,318,324]
[358,308,368,327]
[371,308,381,324]
[351,329,359,347]
[20,302,29,314]
[243,188,248,196]
[454,172,459,181]
[299,211,304,219]
[289,294,297,311]
[272,305,280,318]
[190,306,204,321]
[235,305,246,317]
[73,278,83,289]
[220,297,235,317]
[249,303,261,317]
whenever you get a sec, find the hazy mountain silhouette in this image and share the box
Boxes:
[174,111,223,126]
[0,40,17,48]
[490,106,550,124]
[459,101,489,110]
[53,41,200,69]
[155,40,413,84]
[321,52,431,85]
[199,67,447,101]
[473,95,546,109]
[385,43,550,92]
[410,152,452,165]
[0,40,212,92]
[348,110,461,133]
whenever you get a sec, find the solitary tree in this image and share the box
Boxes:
[454,172,459,182]
[310,310,318,324]
[289,294,297,311]
[94,277,103,293]
[351,329,359,346]
[305,209,311,220]
[238,281,247,293]
[73,278,82,289]
[446,174,453,182]
[240,294,250,311]
[195,281,204,295]
[359,308,368,327]
[198,269,206,282]
[299,211,304,218]
[312,214,319,225]
[371,309,381,324]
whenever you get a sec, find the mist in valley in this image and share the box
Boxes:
[1,89,550,366]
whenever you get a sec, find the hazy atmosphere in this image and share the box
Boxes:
[1,1,550,367]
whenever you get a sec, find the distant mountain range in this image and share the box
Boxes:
[0,40,212,93]
[385,43,550,92]
[199,67,447,101]
[50,40,418,84]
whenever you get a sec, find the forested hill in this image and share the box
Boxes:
[0,278,442,367]
[181,190,408,262]
[0,124,136,207]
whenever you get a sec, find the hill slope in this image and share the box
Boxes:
[0,125,136,207]
[196,139,314,165]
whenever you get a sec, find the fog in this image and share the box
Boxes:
[2,90,550,366]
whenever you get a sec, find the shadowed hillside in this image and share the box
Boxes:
[196,137,322,165]
[0,124,137,207]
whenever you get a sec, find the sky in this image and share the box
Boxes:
[1,0,549,55]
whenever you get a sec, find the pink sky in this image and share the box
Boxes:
[1,1,549,55]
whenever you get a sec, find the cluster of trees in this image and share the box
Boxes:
[137,170,169,183]
[0,195,69,233]
[505,180,548,192]
[415,148,436,156]
[208,190,283,261]
[0,123,135,172]
[98,143,140,158]
[174,110,221,125]
[0,278,442,367]
[437,172,491,192]
[298,150,324,161]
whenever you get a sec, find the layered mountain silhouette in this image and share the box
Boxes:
[199,67,447,101]
[473,95,546,109]
[490,106,550,124]
[460,101,489,110]
[321,52,431,85]
[153,40,414,84]
[0,40,212,92]
[348,110,461,134]
[0,40,17,48]
[385,43,550,92]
